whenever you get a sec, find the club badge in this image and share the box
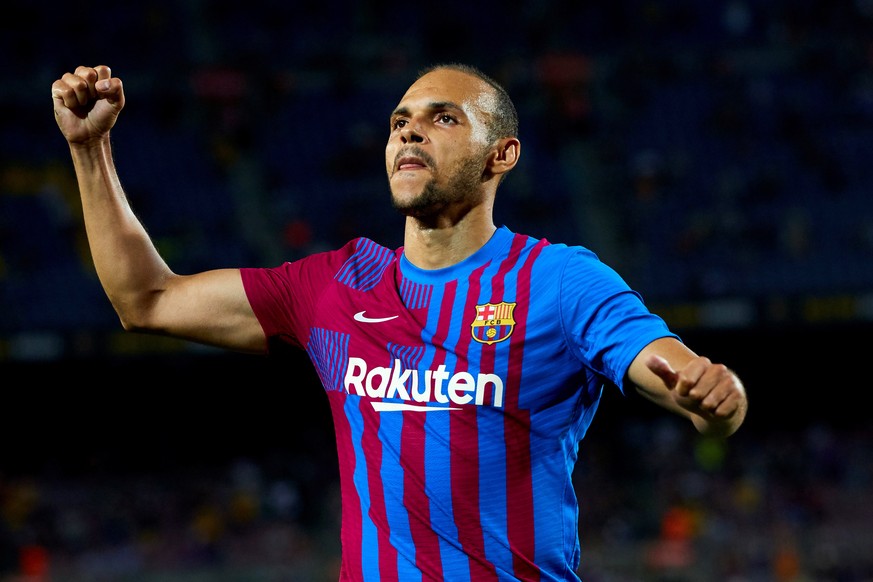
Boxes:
[471,302,517,345]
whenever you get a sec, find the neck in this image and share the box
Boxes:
[402,203,496,270]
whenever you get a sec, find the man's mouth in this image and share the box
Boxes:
[396,156,427,171]
[393,147,435,174]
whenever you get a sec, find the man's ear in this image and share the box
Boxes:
[486,137,521,178]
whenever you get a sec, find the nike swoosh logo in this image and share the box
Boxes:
[354,311,399,323]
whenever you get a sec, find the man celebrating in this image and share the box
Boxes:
[53,62,746,580]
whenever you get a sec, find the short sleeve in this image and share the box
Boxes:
[559,249,678,392]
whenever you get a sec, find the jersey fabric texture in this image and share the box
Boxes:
[240,226,678,582]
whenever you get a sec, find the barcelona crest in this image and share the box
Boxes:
[471,302,517,345]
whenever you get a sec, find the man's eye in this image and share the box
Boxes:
[438,114,455,124]
[393,119,407,130]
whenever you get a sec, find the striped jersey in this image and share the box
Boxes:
[240,226,677,581]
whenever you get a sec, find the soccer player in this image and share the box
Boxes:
[52,62,747,581]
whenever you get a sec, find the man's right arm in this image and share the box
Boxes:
[53,65,267,354]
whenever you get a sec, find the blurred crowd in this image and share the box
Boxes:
[2,0,873,580]
[2,415,872,581]
[2,0,873,345]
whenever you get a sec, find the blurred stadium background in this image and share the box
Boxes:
[1,1,872,580]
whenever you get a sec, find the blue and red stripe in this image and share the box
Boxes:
[450,262,497,580]
[504,236,548,581]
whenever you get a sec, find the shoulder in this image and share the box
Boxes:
[345,237,396,261]
[242,238,395,285]
[510,233,639,305]
[497,229,614,289]
[291,237,396,270]
[333,237,397,289]
[503,228,598,259]
[511,232,603,276]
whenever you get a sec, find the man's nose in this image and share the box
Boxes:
[400,123,425,144]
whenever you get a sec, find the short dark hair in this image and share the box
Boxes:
[417,63,519,144]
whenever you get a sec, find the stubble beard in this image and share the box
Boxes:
[390,151,486,219]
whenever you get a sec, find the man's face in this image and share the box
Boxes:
[385,68,495,217]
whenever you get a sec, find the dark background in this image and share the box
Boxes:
[1,1,872,579]
[3,322,867,478]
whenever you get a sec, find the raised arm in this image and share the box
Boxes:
[627,336,748,438]
[52,65,266,353]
